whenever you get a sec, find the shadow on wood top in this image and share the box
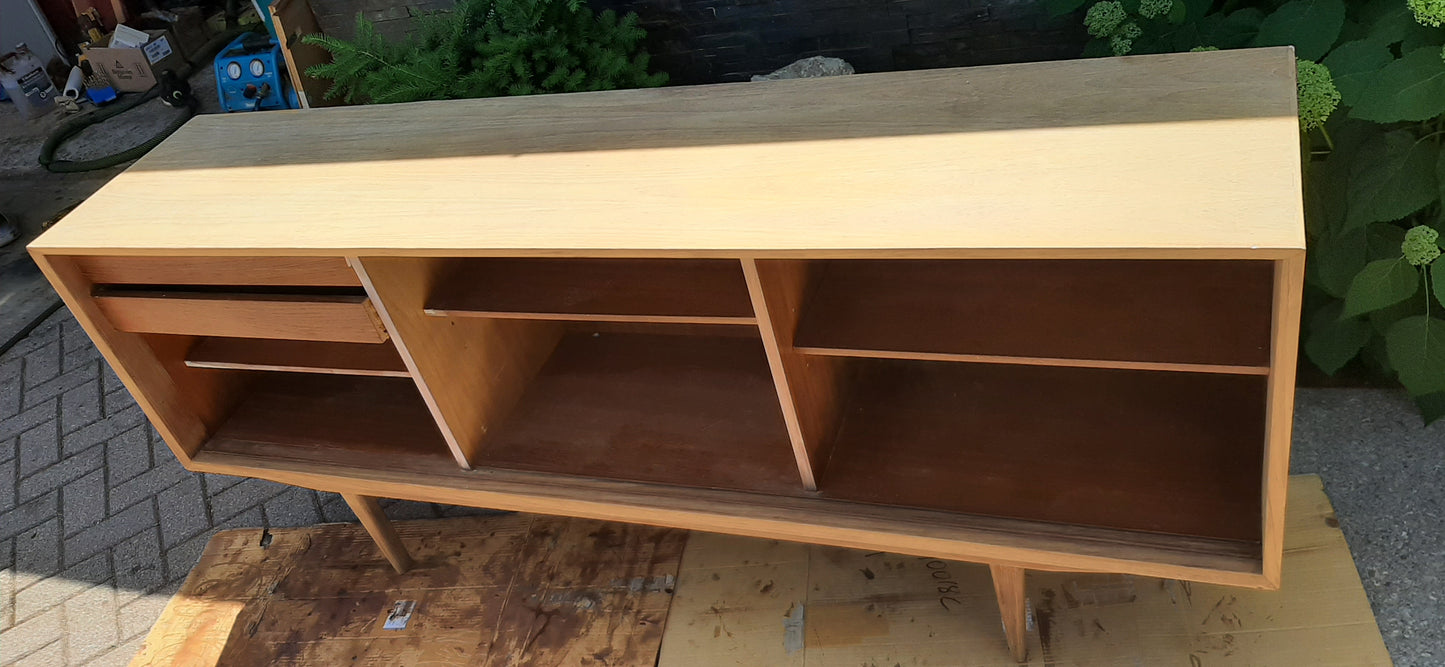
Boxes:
[32,48,1304,254]
[134,48,1296,170]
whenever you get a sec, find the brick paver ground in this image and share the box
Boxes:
[0,308,487,666]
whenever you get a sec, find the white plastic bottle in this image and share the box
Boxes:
[0,43,59,120]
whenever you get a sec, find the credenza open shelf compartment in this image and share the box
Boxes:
[49,250,1289,570]
[31,50,1305,660]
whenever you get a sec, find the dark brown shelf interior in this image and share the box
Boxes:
[473,331,802,495]
[206,373,453,468]
[792,259,1275,371]
[426,258,758,324]
[185,338,410,377]
[820,359,1267,543]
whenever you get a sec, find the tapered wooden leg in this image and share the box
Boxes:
[342,493,414,573]
[990,564,1028,662]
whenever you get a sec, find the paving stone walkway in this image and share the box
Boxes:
[0,309,484,666]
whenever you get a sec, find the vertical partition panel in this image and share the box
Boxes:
[353,257,563,469]
[1260,251,1305,586]
[29,254,248,463]
[742,258,847,490]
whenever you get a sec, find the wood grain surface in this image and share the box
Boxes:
[190,447,1268,588]
[30,49,1302,255]
[93,291,389,343]
[205,374,454,468]
[74,255,360,286]
[131,514,688,666]
[819,359,1267,542]
[743,259,847,490]
[427,258,757,324]
[793,259,1275,371]
[184,338,410,377]
[474,332,803,494]
[354,257,564,469]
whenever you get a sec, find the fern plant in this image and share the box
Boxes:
[303,0,666,104]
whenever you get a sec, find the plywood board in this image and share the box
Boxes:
[131,514,687,666]
[658,475,1390,666]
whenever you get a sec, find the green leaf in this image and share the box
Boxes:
[1401,23,1445,53]
[1207,8,1265,48]
[1343,258,1421,317]
[1181,0,1210,21]
[1385,315,1445,395]
[1369,285,1426,334]
[1367,223,1408,260]
[1314,226,1367,297]
[1345,131,1439,229]
[1365,333,1395,373]
[1434,263,1445,309]
[1351,47,1445,123]
[1327,116,1384,157]
[1252,0,1345,60]
[1082,38,1114,58]
[1436,147,1445,220]
[1305,156,1349,238]
[1306,302,1372,374]
[1413,391,1445,425]
[1321,40,1394,108]
[1359,0,1417,47]
[1167,0,1187,24]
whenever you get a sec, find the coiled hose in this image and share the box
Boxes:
[38,25,261,173]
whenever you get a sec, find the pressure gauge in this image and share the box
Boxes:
[226,62,242,80]
[250,59,265,77]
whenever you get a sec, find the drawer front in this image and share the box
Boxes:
[94,291,389,343]
[76,256,361,287]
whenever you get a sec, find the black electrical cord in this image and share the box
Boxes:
[38,25,262,173]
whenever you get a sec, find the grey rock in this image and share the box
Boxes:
[751,56,855,82]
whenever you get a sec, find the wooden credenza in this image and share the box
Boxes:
[30,47,1304,661]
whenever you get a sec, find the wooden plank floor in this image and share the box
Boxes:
[133,475,1386,665]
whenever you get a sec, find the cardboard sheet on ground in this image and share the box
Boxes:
[134,475,1387,665]
[659,475,1389,665]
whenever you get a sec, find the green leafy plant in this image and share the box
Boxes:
[303,0,666,104]
[1050,0,1445,423]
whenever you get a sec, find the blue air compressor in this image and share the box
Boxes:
[214,32,299,112]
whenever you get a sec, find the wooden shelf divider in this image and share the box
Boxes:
[793,345,1271,375]
[354,256,563,471]
[425,258,758,325]
[184,338,411,378]
[742,259,847,491]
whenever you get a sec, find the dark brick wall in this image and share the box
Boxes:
[311,0,1088,86]
[591,0,1089,84]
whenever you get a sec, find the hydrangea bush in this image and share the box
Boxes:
[1048,0,1445,423]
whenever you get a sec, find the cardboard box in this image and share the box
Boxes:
[82,28,187,93]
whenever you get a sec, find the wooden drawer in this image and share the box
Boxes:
[94,291,389,343]
[75,256,361,287]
